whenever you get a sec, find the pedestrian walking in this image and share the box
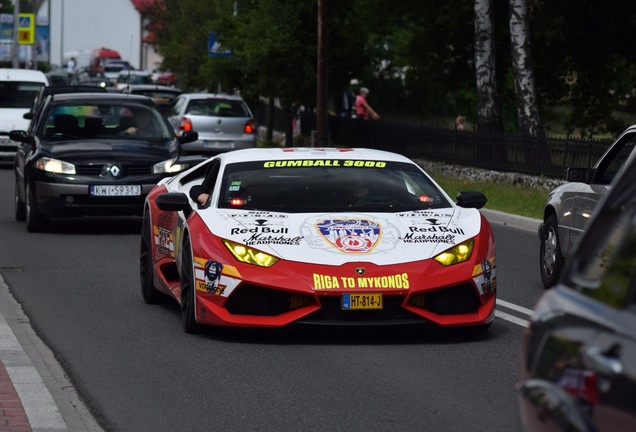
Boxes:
[355,87,379,120]
[455,116,465,131]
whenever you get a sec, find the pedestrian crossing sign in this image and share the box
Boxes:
[18,13,35,45]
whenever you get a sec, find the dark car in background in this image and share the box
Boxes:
[539,125,636,288]
[166,93,256,155]
[120,84,182,115]
[11,92,197,232]
[518,149,636,431]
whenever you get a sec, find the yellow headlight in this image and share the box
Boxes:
[223,240,279,267]
[434,239,475,266]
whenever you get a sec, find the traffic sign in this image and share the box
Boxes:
[17,13,34,45]
[208,32,232,57]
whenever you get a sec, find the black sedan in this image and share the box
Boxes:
[12,92,197,232]
[517,149,636,431]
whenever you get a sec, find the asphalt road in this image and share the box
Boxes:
[0,164,545,432]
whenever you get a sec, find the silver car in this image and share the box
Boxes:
[166,93,256,155]
[539,125,636,288]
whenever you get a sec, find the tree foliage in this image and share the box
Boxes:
[147,0,636,136]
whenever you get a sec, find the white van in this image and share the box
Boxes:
[0,69,48,161]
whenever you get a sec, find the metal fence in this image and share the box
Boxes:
[255,104,613,180]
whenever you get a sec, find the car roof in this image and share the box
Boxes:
[41,85,108,96]
[0,68,48,84]
[49,92,157,104]
[216,147,414,165]
[125,84,181,92]
[179,93,245,101]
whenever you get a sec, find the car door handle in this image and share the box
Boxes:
[583,346,623,377]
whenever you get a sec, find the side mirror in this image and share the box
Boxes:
[156,192,191,212]
[178,130,198,144]
[566,167,593,183]
[9,130,34,145]
[456,191,487,209]
[23,112,34,120]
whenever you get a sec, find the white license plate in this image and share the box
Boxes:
[90,185,141,196]
[203,140,232,148]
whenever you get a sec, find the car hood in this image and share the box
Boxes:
[198,207,482,266]
[42,139,177,162]
[0,108,30,134]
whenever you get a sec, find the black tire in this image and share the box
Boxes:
[140,211,162,304]
[25,184,47,232]
[180,236,200,334]
[15,180,25,221]
[539,214,564,289]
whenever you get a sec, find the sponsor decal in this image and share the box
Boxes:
[396,211,450,218]
[193,257,241,297]
[230,226,289,235]
[316,218,381,253]
[229,211,288,219]
[408,226,465,235]
[153,225,175,257]
[263,160,387,169]
[244,233,303,246]
[313,272,409,290]
[472,258,497,295]
[401,232,456,244]
[228,181,242,192]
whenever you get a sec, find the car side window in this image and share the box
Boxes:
[169,98,185,117]
[595,134,636,185]
[571,203,636,308]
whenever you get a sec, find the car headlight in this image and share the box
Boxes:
[434,239,475,266]
[152,158,188,174]
[34,157,76,174]
[223,239,279,267]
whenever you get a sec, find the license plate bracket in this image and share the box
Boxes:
[90,185,141,196]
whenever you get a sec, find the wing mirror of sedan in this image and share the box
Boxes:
[178,130,198,144]
[23,111,34,120]
[9,130,34,146]
[566,167,594,183]
[156,192,192,212]
[456,191,487,209]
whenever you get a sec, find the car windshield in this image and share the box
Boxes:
[40,103,173,141]
[217,160,452,213]
[185,99,250,117]
[119,74,152,84]
[0,81,45,108]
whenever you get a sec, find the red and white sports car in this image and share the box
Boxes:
[140,148,497,333]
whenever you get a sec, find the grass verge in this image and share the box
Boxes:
[432,173,547,220]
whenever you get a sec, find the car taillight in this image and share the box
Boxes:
[179,117,193,131]
[244,119,255,134]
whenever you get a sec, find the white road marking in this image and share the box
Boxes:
[495,309,529,328]
[496,299,534,317]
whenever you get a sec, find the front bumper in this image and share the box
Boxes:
[0,136,17,161]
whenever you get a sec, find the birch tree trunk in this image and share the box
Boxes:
[509,0,543,137]
[474,0,502,132]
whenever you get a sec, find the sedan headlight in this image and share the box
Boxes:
[35,157,76,174]
[223,239,279,267]
[152,158,188,174]
[434,239,475,266]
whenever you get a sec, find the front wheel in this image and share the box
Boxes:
[15,180,25,221]
[25,184,47,232]
[180,236,201,334]
[539,214,564,289]
[140,211,162,304]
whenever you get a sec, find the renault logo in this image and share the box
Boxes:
[355,267,365,275]
[109,165,121,177]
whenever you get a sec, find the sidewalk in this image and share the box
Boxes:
[0,209,540,431]
[0,275,102,432]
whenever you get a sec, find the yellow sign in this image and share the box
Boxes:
[17,13,35,45]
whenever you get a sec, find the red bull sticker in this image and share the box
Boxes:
[316,218,381,253]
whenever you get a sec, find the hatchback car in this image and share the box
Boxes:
[539,125,636,288]
[11,92,197,232]
[166,93,256,155]
[115,71,153,90]
[518,143,636,432]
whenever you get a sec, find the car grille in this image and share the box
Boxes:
[75,164,151,176]
[305,296,421,323]
[408,284,480,315]
[224,284,314,316]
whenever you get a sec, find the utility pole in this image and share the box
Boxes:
[11,0,19,67]
[315,0,328,147]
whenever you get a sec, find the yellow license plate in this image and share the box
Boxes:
[342,293,383,310]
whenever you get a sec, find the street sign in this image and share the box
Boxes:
[208,32,232,57]
[18,13,34,45]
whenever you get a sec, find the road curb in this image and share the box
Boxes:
[0,274,103,431]
[480,208,541,233]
